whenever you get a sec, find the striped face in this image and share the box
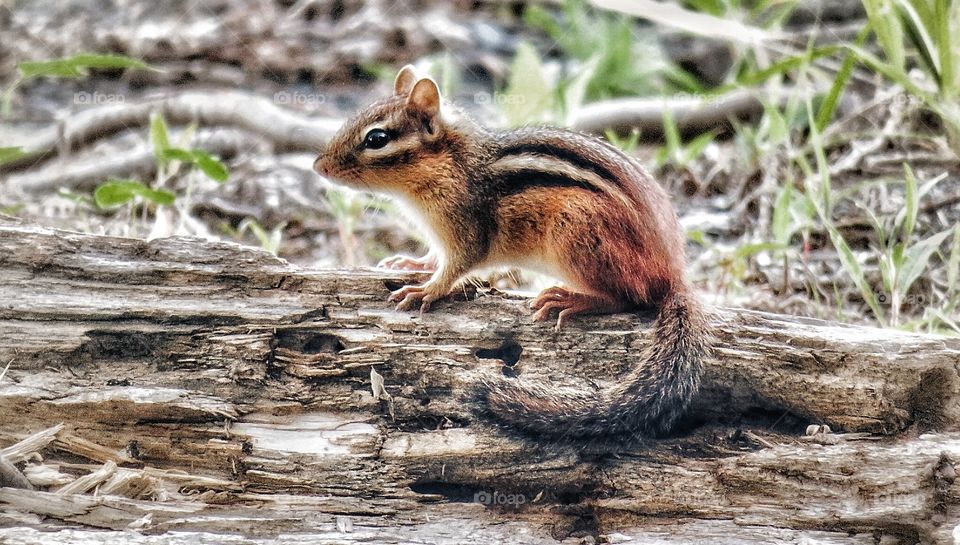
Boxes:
[314,73,448,194]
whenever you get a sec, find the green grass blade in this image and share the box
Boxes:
[0,146,29,166]
[862,0,906,73]
[894,0,941,84]
[772,182,794,245]
[822,218,887,321]
[592,0,772,44]
[948,223,960,297]
[150,113,171,161]
[662,109,681,161]
[898,227,954,296]
[898,163,918,243]
[935,0,956,98]
[18,59,85,78]
[844,43,931,98]
[816,26,869,132]
[18,54,151,79]
[737,45,841,88]
[683,130,717,163]
[805,93,831,215]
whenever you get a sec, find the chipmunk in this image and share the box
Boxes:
[314,65,709,438]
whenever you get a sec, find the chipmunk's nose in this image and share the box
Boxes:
[313,155,330,176]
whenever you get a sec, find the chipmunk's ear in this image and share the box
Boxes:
[406,78,441,123]
[394,65,419,96]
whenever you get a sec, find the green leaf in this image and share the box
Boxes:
[18,53,150,79]
[160,148,194,163]
[687,229,708,246]
[94,179,175,208]
[524,4,564,43]
[0,146,29,166]
[898,227,953,297]
[150,113,171,160]
[191,149,229,183]
[502,42,554,127]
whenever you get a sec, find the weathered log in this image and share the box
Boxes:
[0,219,958,544]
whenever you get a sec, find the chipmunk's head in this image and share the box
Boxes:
[315,65,466,195]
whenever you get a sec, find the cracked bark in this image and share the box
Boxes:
[0,218,958,544]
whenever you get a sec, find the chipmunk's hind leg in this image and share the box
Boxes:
[530,287,627,329]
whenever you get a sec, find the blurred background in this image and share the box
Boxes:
[0,0,957,332]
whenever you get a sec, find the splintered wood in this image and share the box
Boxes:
[0,220,958,544]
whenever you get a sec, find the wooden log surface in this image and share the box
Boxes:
[0,218,958,544]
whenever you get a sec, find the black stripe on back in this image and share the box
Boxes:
[496,141,624,190]
[465,166,602,260]
[486,168,602,199]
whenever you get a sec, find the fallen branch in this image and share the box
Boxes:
[571,88,767,137]
[0,92,340,172]
[3,129,259,194]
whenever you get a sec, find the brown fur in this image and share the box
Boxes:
[315,66,710,438]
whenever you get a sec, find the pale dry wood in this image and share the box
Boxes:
[2,129,257,194]
[0,220,958,544]
[0,92,340,172]
[0,455,32,491]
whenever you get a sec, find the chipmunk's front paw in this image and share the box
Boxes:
[388,285,441,313]
[378,254,437,272]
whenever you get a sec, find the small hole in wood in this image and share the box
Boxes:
[475,339,522,367]
[83,331,155,359]
[274,330,345,354]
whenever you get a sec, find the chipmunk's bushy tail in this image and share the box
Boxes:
[475,291,708,438]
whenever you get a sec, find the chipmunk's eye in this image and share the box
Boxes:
[363,129,390,150]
